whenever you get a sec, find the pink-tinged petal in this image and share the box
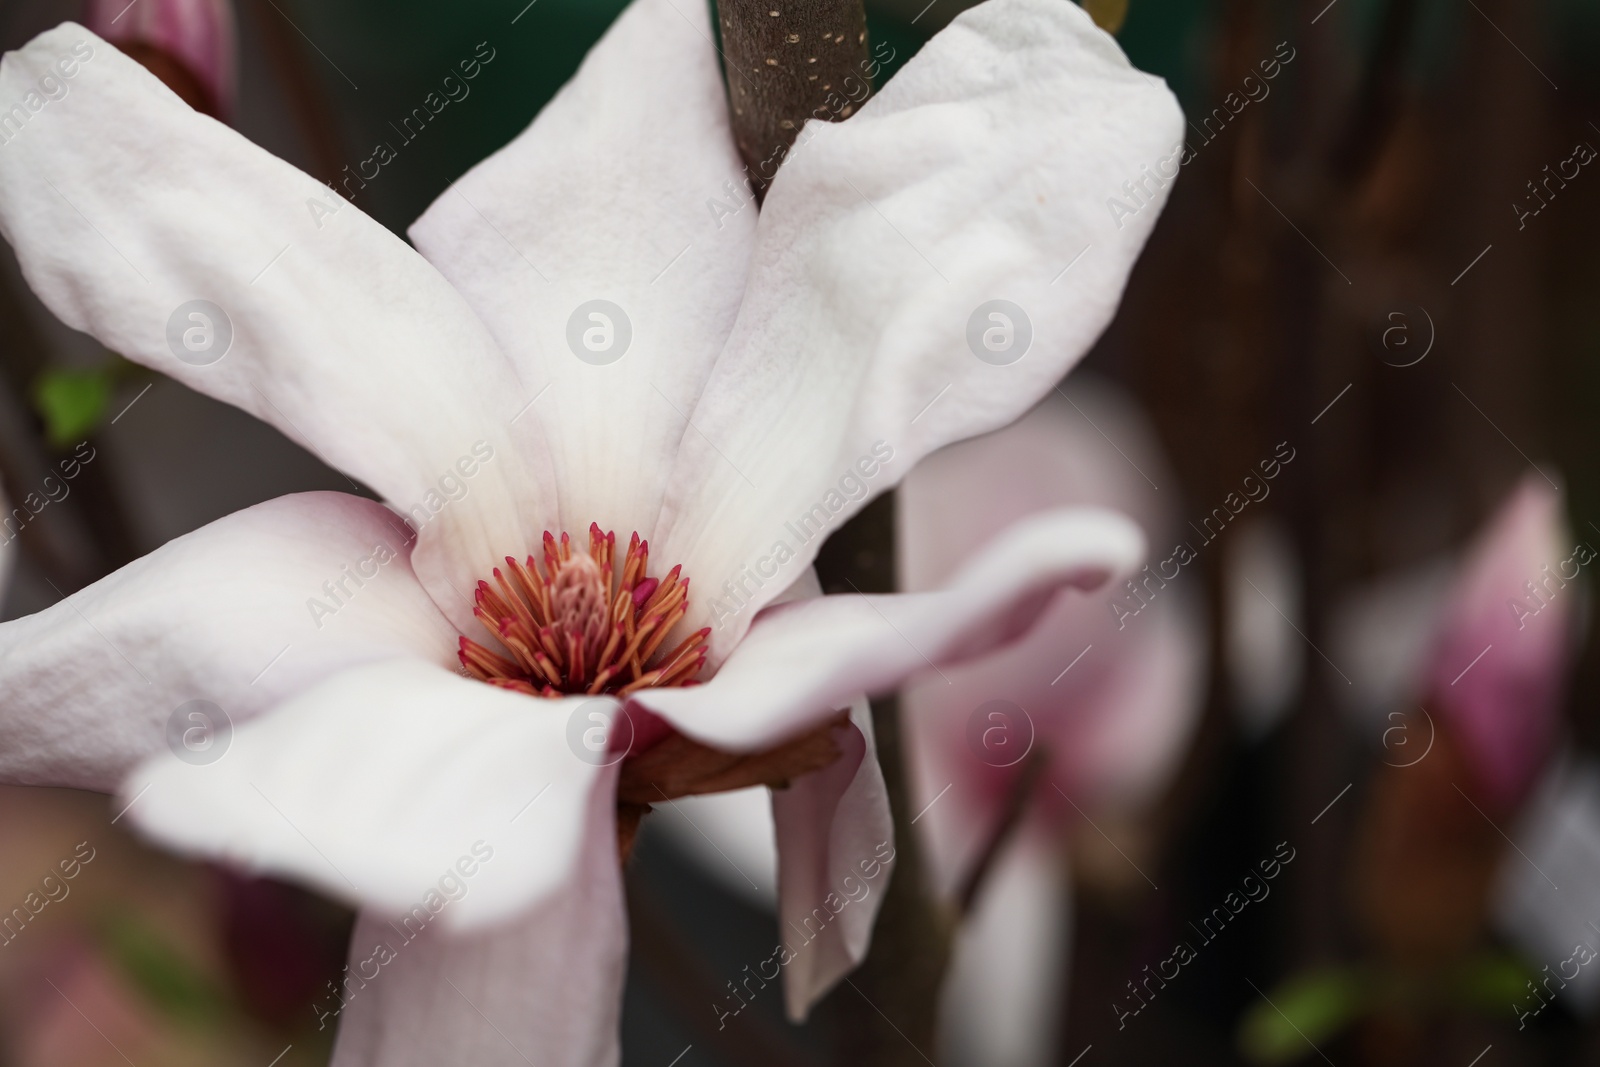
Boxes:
[120,660,610,929]
[0,492,454,792]
[1425,475,1575,810]
[938,831,1070,1067]
[410,0,755,543]
[633,508,1144,751]
[328,767,625,1067]
[772,696,893,1020]
[650,575,893,1018]
[0,25,555,633]
[84,0,237,117]
[656,0,1183,657]
[899,386,1205,870]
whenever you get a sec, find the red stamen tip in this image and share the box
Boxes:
[632,578,659,607]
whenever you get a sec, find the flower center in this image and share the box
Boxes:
[458,525,710,698]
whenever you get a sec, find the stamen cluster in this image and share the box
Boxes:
[459,525,710,698]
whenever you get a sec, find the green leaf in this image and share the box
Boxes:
[32,367,113,448]
[1450,952,1536,1011]
[1239,968,1369,1065]
[100,912,232,1027]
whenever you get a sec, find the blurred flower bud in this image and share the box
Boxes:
[84,0,237,119]
[1425,475,1574,812]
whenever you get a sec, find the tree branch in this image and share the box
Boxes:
[715,0,871,199]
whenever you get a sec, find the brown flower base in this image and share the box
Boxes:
[614,710,852,860]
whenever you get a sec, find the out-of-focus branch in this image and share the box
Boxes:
[1329,0,1421,187]
[715,0,870,199]
[813,493,953,1067]
[244,0,347,186]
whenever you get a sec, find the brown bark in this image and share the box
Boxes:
[715,0,871,198]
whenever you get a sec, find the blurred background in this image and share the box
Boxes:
[1,0,1598,1063]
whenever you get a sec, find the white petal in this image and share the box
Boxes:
[642,571,823,906]
[0,492,454,792]
[328,776,625,1067]
[409,0,755,542]
[0,25,555,631]
[120,659,612,929]
[772,696,894,1020]
[656,0,1183,655]
[938,834,1071,1067]
[633,508,1144,750]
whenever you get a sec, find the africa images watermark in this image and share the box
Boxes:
[0,440,96,547]
[705,440,896,631]
[302,442,496,627]
[1108,441,1297,630]
[705,39,898,229]
[311,840,497,1031]
[401,440,497,536]
[0,38,96,148]
[1113,840,1297,1030]
[0,840,97,948]
[1105,40,1298,232]
[307,541,404,630]
[1513,138,1595,232]
[306,41,498,229]
[712,838,896,1029]
[1510,536,1595,631]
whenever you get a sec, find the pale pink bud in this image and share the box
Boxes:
[1426,475,1575,810]
[84,0,237,118]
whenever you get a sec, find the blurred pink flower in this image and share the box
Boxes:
[1425,474,1575,811]
[83,0,236,118]
[901,380,1206,884]
[899,379,1206,1066]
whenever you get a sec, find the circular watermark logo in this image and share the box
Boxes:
[166,300,233,367]
[566,699,634,766]
[964,699,1035,768]
[165,700,233,765]
[1380,706,1435,768]
[966,300,1032,366]
[566,300,632,366]
[1369,304,1433,368]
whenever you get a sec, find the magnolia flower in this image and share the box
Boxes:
[0,1,1180,1063]
[899,380,1205,1066]
[83,0,236,118]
